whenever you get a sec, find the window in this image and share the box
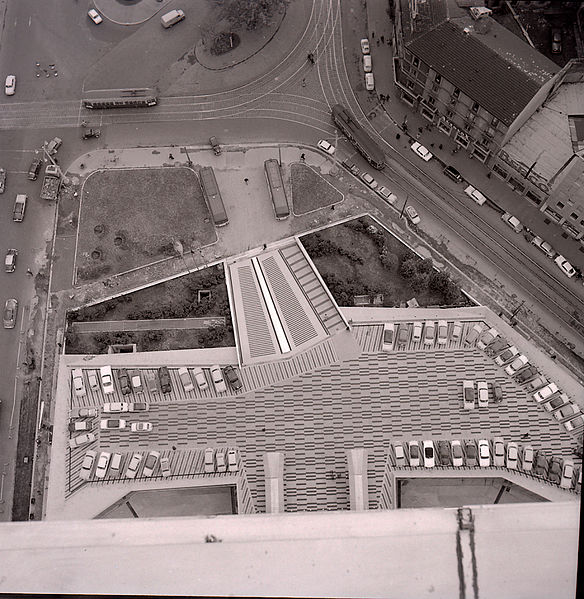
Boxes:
[434,73,441,83]
[471,102,480,113]
[492,164,508,179]
[453,88,460,98]
[432,84,439,93]
[407,79,415,90]
[570,212,578,220]
[413,57,419,67]
[557,201,565,209]
[491,117,499,127]
[427,95,435,106]
[526,191,543,206]
[446,109,453,118]
[464,123,472,131]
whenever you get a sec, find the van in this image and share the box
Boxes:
[161,9,185,28]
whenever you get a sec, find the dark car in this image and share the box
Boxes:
[28,158,42,181]
[465,441,478,467]
[223,365,242,391]
[485,337,507,356]
[443,165,462,183]
[534,454,549,477]
[158,366,172,394]
[396,325,410,346]
[514,365,538,383]
[551,29,562,54]
[117,369,131,395]
[492,382,503,403]
[438,441,451,466]
[548,457,562,484]
[3,298,18,329]
[82,128,100,139]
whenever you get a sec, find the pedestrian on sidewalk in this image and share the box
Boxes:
[26,268,33,276]
[244,178,249,185]
[169,153,174,160]
[381,35,385,43]
[372,32,375,39]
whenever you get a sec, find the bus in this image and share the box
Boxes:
[82,88,158,109]
[199,167,228,227]
[331,104,386,170]
[264,159,290,220]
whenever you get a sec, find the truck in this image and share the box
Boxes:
[13,194,27,222]
[0,167,6,193]
[40,164,61,201]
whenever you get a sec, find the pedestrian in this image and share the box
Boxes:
[372,32,375,39]
[430,143,434,148]
[169,153,174,160]
[521,433,530,439]
[263,244,267,250]
[381,35,385,43]
[244,178,249,185]
[438,144,443,150]
[300,153,305,161]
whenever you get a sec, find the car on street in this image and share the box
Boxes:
[317,139,335,155]
[394,443,406,466]
[223,365,243,391]
[128,402,149,413]
[551,28,562,54]
[363,54,372,72]
[412,321,423,342]
[492,382,503,403]
[204,448,215,473]
[102,402,129,413]
[79,450,97,480]
[423,440,435,467]
[493,438,505,467]
[533,382,559,403]
[376,186,397,204]
[478,440,490,467]
[451,440,464,467]
[4,74,16,96]
[129,370,142,391]
[131,422,153,432]
[360,172,378,189]
[443,165,462,183]
[70,407,97,418]
[544,393,569,412]
[423,320,435,345]
[514,365,538,383]
[477,381,488,408]
[178,367,194,392]
[117,369,131,395]
[100,418,126,430]
[522,446,534,471]
[46,137,62,155]
[560,459,574,489]
[125,453,143,479]
[494,345,518,366]
[477,327,498,350]
[464,184,487,205]
[3,298,18,328]
[533,453,548,477]
[158,366,172,393]
[437,441,451,466]
[464,323,483,345]
[462,380,475,409]
[88,8,103,24]
[501,212,523,233]
[506,442,518,469]
[94,452,111,479]
[28,158,42,181]
[142,451,160,477]
[553,403,580,421]
[360,38,370,53]
[465,441,478,467]
[554,255,576,277]
[192,367,209,391]
[548,457,562,484]
[69,432,96,449]
[216,450,227,473]
[437,320,448,344]
[68,421,90,433]
[396,324,409,346]
[100,366,115,394]
[408,441,420,467]
[504,354,529,376]
[382,323,394,351]
[405,205,420,225]
[564,414,584,432]
[524,375,548,393]
[410,142,432,161]
[210,365,227,393]
[451,321,462,340]
[72,368,86,397]
[82,128,101,139]
[365,72,375,91]
[160,456,171,477]
[227,449,238,472]
[0,167,5,192]
[530,236,556,258]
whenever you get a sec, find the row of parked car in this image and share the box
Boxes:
[382,319,464,351]
[392,439,579,490]
[462,379,502,409]
[360,38,375,90]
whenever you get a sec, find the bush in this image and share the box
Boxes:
[429,271,462,304]
[379,247,398,270]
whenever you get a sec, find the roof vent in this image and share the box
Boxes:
[470,6,492,20]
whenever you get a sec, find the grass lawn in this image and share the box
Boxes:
[290,163,344,215]
[76,167,217,281]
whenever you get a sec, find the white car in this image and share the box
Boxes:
[554,255,576,278]
[394,443,406,466]
[100,366,115,394]
[405,205,420,225]
[464,185,487,206]
[142,451,160,477]
[410,142,432,162]
[544,393,569,412]
[560,459,574,489]
[100,418,126,430]
[376,186,397,204]
[94,452,111,479]
[360,38,370,54]
[462,380,475,410]
[451,440,464,467]
[363,54,372,72]
[412,321,423,342]
[88,8,103,24]
[210,365,227,393]
[178,367,194,392]
[382,322,394,352]
[72,368,86,398]
[317,139,335,155]
[68,432,96,449]
[564,415,584,432]
[522,446,534,471]
[131,422,153,432]
[408,441,420,467]
[553,403,581,421]
[504,354,529,376]
[476,328,498,350]
[365,72,375,91]
[204,448,215,473]
[477,381,488,408]
[129,370,142,391]
[192,367,209,391]
[531,236,556,258]
[437,320,448,344]
[492,438,505,467]
[451,321,462,340]
[423,321,435,345]
[88,371,100,391]
[160,456,171,477]
[4,75,16,96]
[125,453,143,478]
[422,440,435,468]
[102,402,129,413]
[494,345,518,366]
[501,212,523,233]
[360,172,378,189]
[464,323,483,345]
[478,440,490,467]
[506,442,518,469]
[533,382,559,403]
[79,450,97,480]
[110,453,122,474]
[227,449,238,472]
[215,450,227,473]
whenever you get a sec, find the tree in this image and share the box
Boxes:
[223,0,289,31]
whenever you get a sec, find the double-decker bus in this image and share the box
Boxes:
[199,167,228,227]
[264,159,290,220]
[331,104,386,170]
[82,88,158,109]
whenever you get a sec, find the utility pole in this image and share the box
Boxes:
[183,147,193,168]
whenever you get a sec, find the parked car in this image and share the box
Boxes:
[464,323,483,345]
[125,453,143,478]
[102,402,129,413]
[88,8,103,24]
[514,365,538,383]
[317,139,335,155]
[423,321,435,345]
[128,402,149,413]
[486,337,508,356]
[160,456,171,477]
[110,453,122,474]
[45,136,62,155]
[443,165,462,182]
[465,441,478,467]
[215,450,227,473]
[506,442,518,469]
[477,381,488,408]
[501,212,523,233]
[396,324,409,346]
[131,422,153,432]
[412,321,423,342]
[88,371,99,391]
[551,28,562,53]
[423,440,435,468]
[94,452,111,479]
[0,167,5,192]
[69,432,96,449]
[100,366,115,394]
[223,365,242,391]
[71,368,86,398]
[493,438,505,467]
[68,421,90,433]
[82,128,101,139]
[524,376,548,393]
[478,440,490,467]
[192,367,209,391]
[531,236,556,258]
[129,370,142,391]
[451,440,464,467]
[410,142,432,161]
[145,370,160,394]
[178,367,194,392]
[360,38,370,54]
[117,369,131,395]
[360,172,378,189]
[204,448,215,473]
[394,443,406,466]
[533,382,559,403]
[553,403,581,421]
[554,255,575,278]
[210,365,227,393]
[3,298,18,328]
[4,74,16,96]
[464,184,487,205]
[477,327,498,350]
[494,345,518,366]
[70,407,97,418]
[363,54,372,72]
[405,205,420,225]
[492,382,503,403]
[158,366,172,393]
[437,320,448,344]
[227,449,238,472]
[451,321,462,340]
[504,355,529,376]
[100,418,126,430]
[548,457,562,484]
[437,441,451,466]
[563,414,584,432]
[533,453,548,477]
[79,450,97,480]
[408,441,420,467]
[365,72,375,91]
[142,451,160,477]
[560,460,574,489]
[28,158,42,181]
[376,186,397,204]
[462,380,475,410]
[522,446,534,471]
[382,323,394,351]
